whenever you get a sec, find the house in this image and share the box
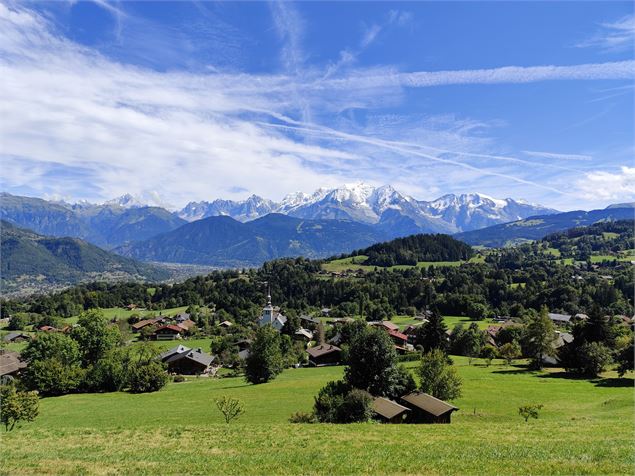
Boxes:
[0,350,27,384]
[38,325,58,332]
[548,313,572,325]
[2,332,32,343]
[321,308,331,316]
[372,397,410,423]
[370,321,400,332]
[153,325,183,340]
[218,320,233,328]
[235,339,252,352]
[299,315,319,329]
[175,313,191,323]
[177,319,196,333]
[163,347,215,375]
[307,344,342,366]
[294,328,314,342]
[401,392,459,424]
[131,318,158,332]
[258,294,287,331]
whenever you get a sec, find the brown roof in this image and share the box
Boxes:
[177,319,196,331]
[131,319,157,330]
[372,397,410,420]
[401,392,458,417]
[0,351,27,377]
[307,344,341,358]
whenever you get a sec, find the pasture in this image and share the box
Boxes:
[1,357,633,475]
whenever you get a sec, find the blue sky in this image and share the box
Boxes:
[0,0,633,210]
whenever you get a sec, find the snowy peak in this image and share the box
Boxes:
[174,184,558,232]
[102,192,172,210]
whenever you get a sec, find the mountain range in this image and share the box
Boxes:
[115,213,388,267]
[176,183,558,234]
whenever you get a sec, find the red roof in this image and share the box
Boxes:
[387,329,408,341]
[39,325,57,332]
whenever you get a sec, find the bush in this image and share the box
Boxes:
[289,411,317,423]
[313,380,374,423]
[83,349,130,392]
[215,396,245,423]
[173,375,186,383]
[7,314,29,331]
[127,361,168,393]
[518,404,544,422]
[480,345,498,366]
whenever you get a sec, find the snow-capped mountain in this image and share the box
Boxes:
[178,195,276,222]
[176,183,558,233]
[103,192,173,210]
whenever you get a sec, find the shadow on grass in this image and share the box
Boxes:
[491,366,533,375]
[592,377,635,388]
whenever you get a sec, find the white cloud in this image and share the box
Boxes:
[522,151,593,161]
[575,166,635,201]
[576,14,635,52]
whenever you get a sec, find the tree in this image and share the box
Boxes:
[7,314,29,330]
[523,307,555,370]
[418,349,462,401]
[518,404,543,422]
[414,310,448,352]
[83,348,131,392]
[562,342,613,377]
[22,333,80,366]
[245,325,284,384]
[575,305,615,347]
[71,310,121,365]
[480,345,498,367]
[498,341,521,366]
[0,386,39,431]
[127,361,168,393]
[449,323,484,364]
[23,359,85,396]
[215,396,245,423]
[344,326,398,397]
[281,315,300,337]
[616,338,634,377]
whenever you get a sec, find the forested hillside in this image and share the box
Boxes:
[348,234,473,266]
[0,221,170,295]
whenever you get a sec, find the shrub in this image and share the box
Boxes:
[173,375,186,383]
[498,341,521,366]
[480,345,498,366]
[215,396,245,423]
[518,404,544,422]
[127,361,168,393]
[562,342,613,377]
[289,411,317,423]
[313,381,373,423]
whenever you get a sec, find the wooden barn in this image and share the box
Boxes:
[372,397,410,423]
[401,392,459,424]
[307,344,341,366]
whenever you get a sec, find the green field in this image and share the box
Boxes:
[3,357,631,474]
[65,306,191,325]
[322,255,484,274]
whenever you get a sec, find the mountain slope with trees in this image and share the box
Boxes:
[1,221,170,295]
[455,207,634,247]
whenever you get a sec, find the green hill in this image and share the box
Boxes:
[1,220,170,295]
[455,207,634,247]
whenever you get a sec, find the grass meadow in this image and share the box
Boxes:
[1,357,633,475]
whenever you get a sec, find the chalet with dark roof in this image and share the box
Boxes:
[372,397,410,423]
[161,346,215,375]
[307,344,341,366]
[401,391,459,424]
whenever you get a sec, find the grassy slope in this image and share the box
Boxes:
[2,358,633,475]
[322,254,484,274]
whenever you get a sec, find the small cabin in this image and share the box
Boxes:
[401,392,458,424]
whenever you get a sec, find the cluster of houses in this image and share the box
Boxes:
[131,313,197,340]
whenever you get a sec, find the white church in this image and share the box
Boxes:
[258,293,287,331]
